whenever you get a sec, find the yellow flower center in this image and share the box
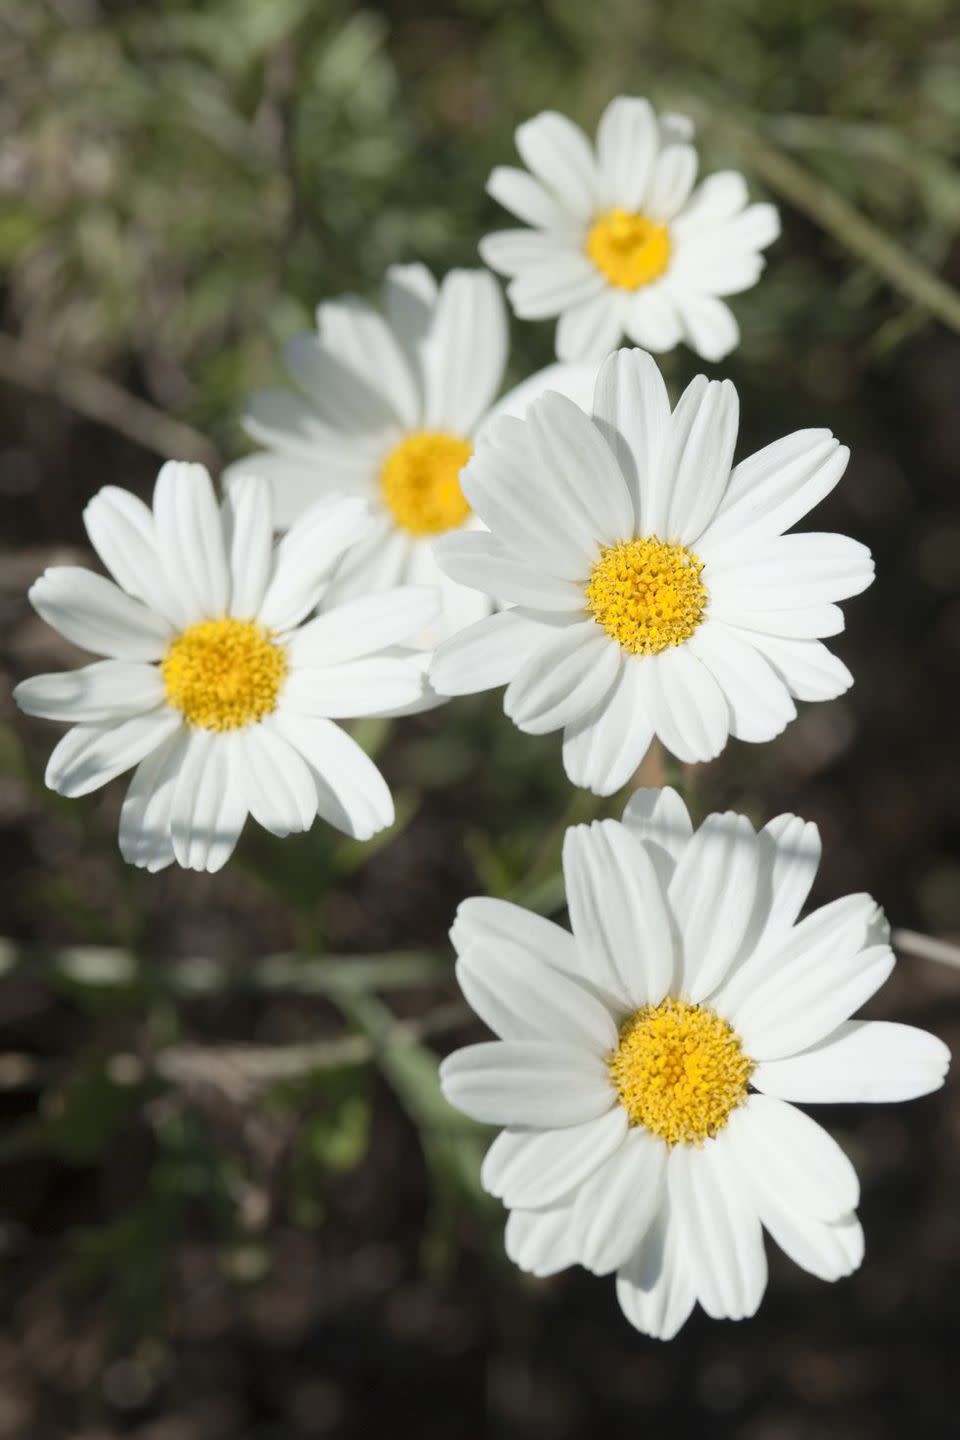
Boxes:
[609,998,753,1146]
[380,430,473,536]
[585,208,671,290]
[161,618,288,731]
[585,536,707,655]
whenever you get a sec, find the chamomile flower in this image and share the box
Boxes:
[226,264,596,644]
[480,97,779,362]
[430,347,873,796]
[14,463,437,873]
[441,789,950,1339]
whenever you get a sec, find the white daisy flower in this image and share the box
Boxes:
[441,789,950,1339]
[430,347,873,796]
[225,263,597,644]
[14,463,438,873]
[480,97,779,363]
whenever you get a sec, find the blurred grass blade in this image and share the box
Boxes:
[707,109,960,334]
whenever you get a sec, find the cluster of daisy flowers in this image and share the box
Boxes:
[11,95,949,1337]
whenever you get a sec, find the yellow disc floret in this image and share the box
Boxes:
[380,430,473,536]
[585,209,671,290]
[609,998,753,1146]
[585,536,707,655]
[161,617,288,731]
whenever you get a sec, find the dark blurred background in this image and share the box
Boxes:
[2,2,960,1437]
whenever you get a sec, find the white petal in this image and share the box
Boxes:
[658,111,695,145]
[563,819,676,1007]
[673,292,740,363]
[433,531,585,610]
[237,725,317,837]
[322,514,411,605]
[570,1128,666,1274]
[668,811,760,1000]
[697,431,849,560]
[706,598,846,640]
[591,347,672,535]
[242,386,391,473]
[643,644,731,765]
[726,1095,859,1221]
[514,110,600,218]
[525,391,635,545]
[623,287,683,353]
[283,658,424,718]
[479,228,577,278]
[486,164,572,228]
[169,730,248,872]
[257,496,372,632]
[439,1041,615,1128]
[716,891,882,1019]
[422,268,508,435]
[646,143,698,221]
[686,625,796,743]
[462,418,604,579]
[561,659,655,797]
[29,567,173,661]
[286,587,439,667]
[469,400,632,572]
[734,943,895,1062]
[705,203,780,255]
[244,385,348,457]
[709,532,874,608]
[152,462,230,624]
[451,897,578,977]
[505,1206,579,1277]
[754,1204,863,1284]
[267,712,392,841]
[224,450,370,529]
[746,812,822,956]
[508,255,605,321]
[664,374,739,545]
[555,289,625,363]
[504,623,620,735]
[620,785,693,876]
[481,1109,628,1209]
[616,1204,696,1340]
[596,96,659,211]
[15,661,164,723]
[314,295,420,429]
[671,171,749,240]
[670,248,764,298]
[482,360,600,427]
[736,632,853,702]
[118,728,188,872]
[669,1138,767,1321]
[83,486,182,627]
[429,609,548,696]
[45,708,180,799]
[409,550,491,647]
[280,335,393,434]
[456,939,618,1053]
[751,1020,950,1103]
[222,473,273,620]
[382,262,436,386]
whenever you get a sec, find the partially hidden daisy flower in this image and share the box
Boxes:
[440,789,950,1339]
[225,264,596,644]
[480,97,779,363]
[14,463,437,873]
[430,347,873,796]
